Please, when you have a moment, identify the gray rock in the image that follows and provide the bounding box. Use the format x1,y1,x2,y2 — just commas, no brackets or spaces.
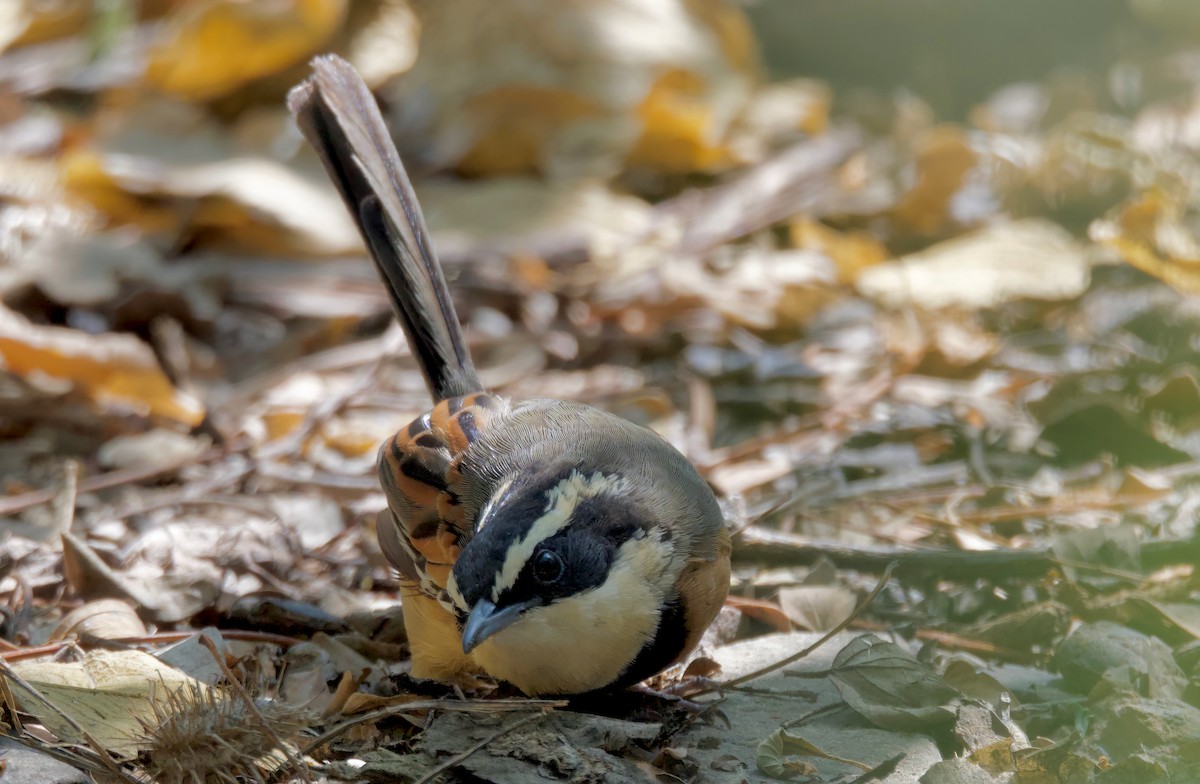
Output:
0,737,90,784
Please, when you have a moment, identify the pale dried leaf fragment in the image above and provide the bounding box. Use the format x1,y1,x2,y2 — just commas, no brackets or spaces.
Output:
7,649,212,757
857,219,1091,310
49,598,147,642
61,532,218,624
778,585,858,633
386,0,758,177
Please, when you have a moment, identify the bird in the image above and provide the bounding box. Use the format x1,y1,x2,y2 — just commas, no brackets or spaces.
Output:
288,55,730,697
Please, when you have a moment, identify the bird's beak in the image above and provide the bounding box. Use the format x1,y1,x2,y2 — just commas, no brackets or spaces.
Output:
461,598,536,654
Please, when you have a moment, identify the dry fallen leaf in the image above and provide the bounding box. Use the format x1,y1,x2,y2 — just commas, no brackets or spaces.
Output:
790,216,889,285
828,635,963,731
1090,187,1200,294
857,218,1091,310
0,305,204,425
385,0,758,177
778,585,858,633
145,0,348,100
49,598,147,642
890,124,979,235
6,649,214,757
0,0,89,53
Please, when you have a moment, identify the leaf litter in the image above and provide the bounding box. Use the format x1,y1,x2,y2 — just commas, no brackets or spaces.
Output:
2,1,1200,783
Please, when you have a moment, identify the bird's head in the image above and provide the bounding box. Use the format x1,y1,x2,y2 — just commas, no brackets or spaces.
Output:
445,464,687,695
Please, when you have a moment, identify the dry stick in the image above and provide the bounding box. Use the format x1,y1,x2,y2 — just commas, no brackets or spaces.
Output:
734,526,1200,579
0,658,141,784
0,630,306,663
299,698,567,757
413,711,547,784
694,562,896,698
198,635,314,784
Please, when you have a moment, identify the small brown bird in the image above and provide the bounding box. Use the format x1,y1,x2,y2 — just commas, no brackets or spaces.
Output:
289,56,730,696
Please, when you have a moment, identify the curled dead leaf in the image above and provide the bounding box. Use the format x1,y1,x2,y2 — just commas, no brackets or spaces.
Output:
50,598,147,642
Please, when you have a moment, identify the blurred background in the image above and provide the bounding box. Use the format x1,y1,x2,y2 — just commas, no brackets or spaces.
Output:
2,0,1200,665
5,0,1200,594
5,1,1200,780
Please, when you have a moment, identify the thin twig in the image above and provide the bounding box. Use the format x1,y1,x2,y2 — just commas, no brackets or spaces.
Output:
299,698,566,757
0,442,239,517
413,711,547,784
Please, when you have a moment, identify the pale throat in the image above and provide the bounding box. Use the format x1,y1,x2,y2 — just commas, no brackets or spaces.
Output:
467,535,676,695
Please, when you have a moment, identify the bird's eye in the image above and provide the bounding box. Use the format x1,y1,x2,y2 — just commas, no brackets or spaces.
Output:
531,549,564,584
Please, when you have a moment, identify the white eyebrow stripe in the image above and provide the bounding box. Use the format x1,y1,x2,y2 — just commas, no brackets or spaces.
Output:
475,475,515,531
490,471,626,601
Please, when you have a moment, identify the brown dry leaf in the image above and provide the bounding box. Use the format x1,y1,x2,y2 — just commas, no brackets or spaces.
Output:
49,598,147,642
61,111,361,255
386,0,758,178
857,219,1091,310
1090,187,1200,294
891,124,978,235
0,306,203,425
1116,468,1174,502
6,649,214,757
790,216,888,284
724,595,792,632
340,690,429,715
61,532,218,624
145,0,348,100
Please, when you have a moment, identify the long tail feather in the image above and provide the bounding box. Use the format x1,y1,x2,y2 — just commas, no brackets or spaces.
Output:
288,55,482,401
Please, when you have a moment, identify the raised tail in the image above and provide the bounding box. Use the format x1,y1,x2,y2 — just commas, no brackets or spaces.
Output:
288,55,482,401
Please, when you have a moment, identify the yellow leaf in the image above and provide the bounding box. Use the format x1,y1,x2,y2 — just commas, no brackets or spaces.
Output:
6,650,214,757
0,306,204,425
0,0,89,53
791,217,888,284
1090,187,1200,294
60,148,182,236
627,68,736,174
146,0,348,100
456,86,605,177
891,125,977,235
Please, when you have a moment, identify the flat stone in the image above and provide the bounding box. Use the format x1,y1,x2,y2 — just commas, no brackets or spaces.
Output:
0,737,89,784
